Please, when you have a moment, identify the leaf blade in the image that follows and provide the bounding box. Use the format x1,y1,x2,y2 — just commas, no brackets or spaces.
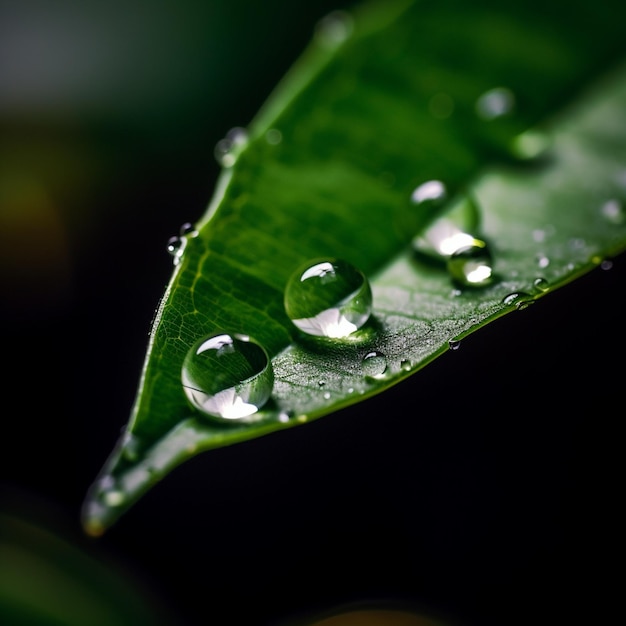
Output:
82,0,626,534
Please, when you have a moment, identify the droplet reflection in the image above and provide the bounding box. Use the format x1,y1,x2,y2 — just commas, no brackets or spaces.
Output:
181,333,274,421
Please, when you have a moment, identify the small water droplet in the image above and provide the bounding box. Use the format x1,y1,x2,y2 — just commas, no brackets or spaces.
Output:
447,238,493,287
323,391,331,400
104,490,125,507
315,10,354,47
181,332,274,422
361,351,387,378
537,254,550,268
179,222,198,237
167,236,182,255
533,277,549,292
284,258,372,338
265,128,283,145
448,340,461,351
601,198,625,224
475,86,515,120
214,127,248,167
502,291,533,310
510,129,551,160
121,432,142,462
400,359,412,371
411,179,447,205
601,259,613,271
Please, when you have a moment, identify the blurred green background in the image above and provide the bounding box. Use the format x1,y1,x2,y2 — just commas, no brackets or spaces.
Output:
1,1,623,625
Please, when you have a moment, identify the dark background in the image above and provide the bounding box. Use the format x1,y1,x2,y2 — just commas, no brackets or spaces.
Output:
1,1,622,625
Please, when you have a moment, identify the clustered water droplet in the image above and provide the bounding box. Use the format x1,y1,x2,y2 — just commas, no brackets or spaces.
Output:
181,332,274,422
167,221,199,265
284,258,373,338
411,188,494,287
214,126,249,167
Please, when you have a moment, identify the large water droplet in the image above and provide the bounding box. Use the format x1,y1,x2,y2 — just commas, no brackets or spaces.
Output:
475,86,515,120
214,127,248,167
447,238,493,287
361,351,387,378
181,333,274,421
284,258,372,338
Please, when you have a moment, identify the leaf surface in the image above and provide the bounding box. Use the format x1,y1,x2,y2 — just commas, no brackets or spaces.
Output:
82,0,626,534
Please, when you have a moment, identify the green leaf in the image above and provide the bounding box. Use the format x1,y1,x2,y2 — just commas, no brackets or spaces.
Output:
82,0,626,534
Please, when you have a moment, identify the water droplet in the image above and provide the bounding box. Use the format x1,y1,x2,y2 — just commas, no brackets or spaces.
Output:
510,129,551,160
265,128,283,145
284,258,372,338
533,277,549,292
400,359,412,371
502,291,533,310
361,351,387,378
167,222,199,265
278,411,292,423
181,333,274,421
179,222,198,237
601,198,625,224
475,86,515,120
537,254,550,269
104,490,125,507
315,10,353,47
214,127,248,167
411,180,447,205
446,238,493,287
121,432,142,462
323,391,331,400
448,339,461,351
412,193,483,260
167,236,183,256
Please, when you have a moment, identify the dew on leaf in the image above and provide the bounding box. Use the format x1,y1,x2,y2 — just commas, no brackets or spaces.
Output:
284,258,372,338
475,86,515,119
103,490,125,507
361,351,387,377
502,291,533,310
448,339,461,351
446,238,494,287
181,332,274,422
537,254,550,268
411,179,447,205
510,129,551,160
533,277,549,292
315,10,354,47
214,126,248,167
601,198,624,224
265,128,283,145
